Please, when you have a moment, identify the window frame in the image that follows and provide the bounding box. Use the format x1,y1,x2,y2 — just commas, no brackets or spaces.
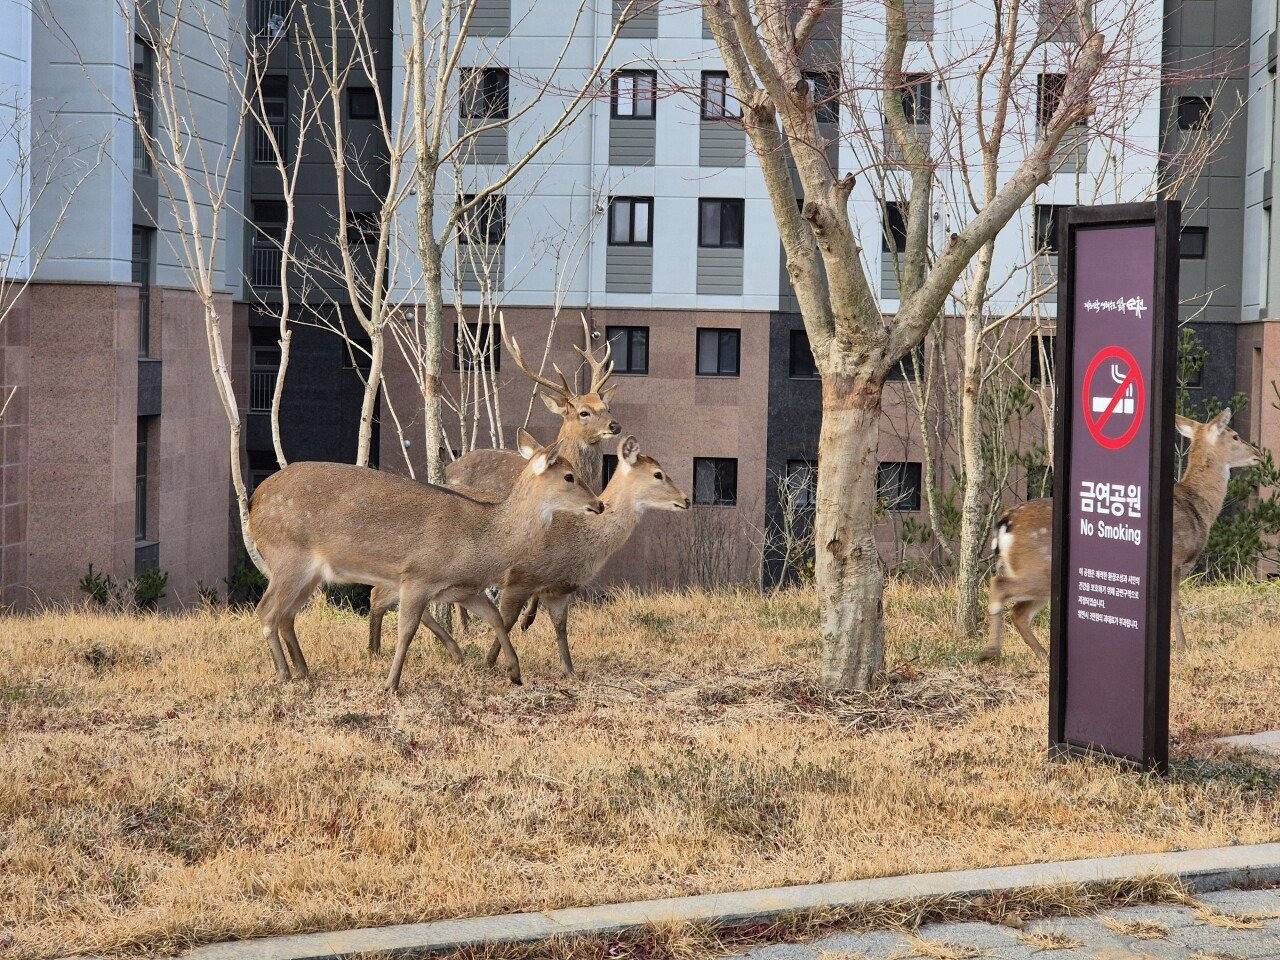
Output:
602,453,619,487
606,324,650,375
693,456,738,506
452,321,502,371
1177,95,1211,132
696,327,741,377
459,67,510,121
1037,73,1066,129
611,69,657,119
698,197,745,249
457,194,506,246
803,71,840,125
900,73,931,126
882,201,908,254
884,343,925,382
135,417,152,541
347,86,379,121
346,210,381,246
1029,333,1055,385
784,458,818,511
877,460,923,512
1034,203,1069,256
1180,225,1207,260
788,328,819,379
608,196,654,247
700,70,741,120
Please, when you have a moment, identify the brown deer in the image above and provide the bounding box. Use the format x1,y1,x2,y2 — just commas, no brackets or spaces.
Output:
983,409,1260,660
447,315,620,497
248,440,604,693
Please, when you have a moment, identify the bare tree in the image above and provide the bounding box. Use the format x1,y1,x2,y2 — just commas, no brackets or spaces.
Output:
702,0,1140,689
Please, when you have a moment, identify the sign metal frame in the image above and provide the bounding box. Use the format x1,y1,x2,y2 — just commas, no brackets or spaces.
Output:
1048,201,1180,774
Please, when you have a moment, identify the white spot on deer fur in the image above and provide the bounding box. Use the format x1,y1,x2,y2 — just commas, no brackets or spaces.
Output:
997,528,1014,555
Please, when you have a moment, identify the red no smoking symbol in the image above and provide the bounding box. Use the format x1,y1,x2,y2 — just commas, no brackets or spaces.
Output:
1081,345,1146,450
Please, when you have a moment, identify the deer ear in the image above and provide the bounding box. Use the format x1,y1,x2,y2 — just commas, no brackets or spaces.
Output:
516,429,541,460
1175,415,1196,439
531,440,563,475
541,393,571,416
619,435,640,467
1214,407,1233,428
600,384,618,404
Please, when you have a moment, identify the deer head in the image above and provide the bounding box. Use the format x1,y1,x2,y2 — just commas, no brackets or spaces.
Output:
607,436,690,512
505,314,620,450
514,429,606,521
1175,409,1260,477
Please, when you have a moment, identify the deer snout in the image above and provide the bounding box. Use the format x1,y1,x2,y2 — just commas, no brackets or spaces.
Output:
675,496,690,510
586,499,605,515
608,421,621,435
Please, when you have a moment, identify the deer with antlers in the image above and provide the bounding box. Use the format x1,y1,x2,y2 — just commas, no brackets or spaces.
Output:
250,439,604,692
983,410,1260,660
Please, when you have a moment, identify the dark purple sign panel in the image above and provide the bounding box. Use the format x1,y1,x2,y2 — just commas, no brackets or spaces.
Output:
1049,203,1178,772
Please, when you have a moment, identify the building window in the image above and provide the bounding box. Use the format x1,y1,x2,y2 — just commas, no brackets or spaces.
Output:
460,67,509,120
132,226,153,358
700,71,741,120
694,457,738,505
458,194,506,245
346,210,380,245
608,197,653,246
698,198,745,248
785,459,817,511
251,200,285,287
348,86,378,120
607,325,649,374
1180,226,1207,259
900,73,931,126
135,418,153,541
1034,204,1068,256
248,448,277,493
789,329,819,379
133,37,154,172
804,71,839,124
877,461,922,512
1037,73,1065,128
611,70,656,118
253,74,288,163
884,343,924,382
1177,95,1211,131
696,328,740,376
882,201,907,254
453,321,500,370
250,343,281,414
602,453,619,487
1029,333,1055,385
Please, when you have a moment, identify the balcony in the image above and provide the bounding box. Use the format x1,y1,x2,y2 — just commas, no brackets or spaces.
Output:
253,120,287,164
249,368,278,413
251,244,282,288
255,0,288,35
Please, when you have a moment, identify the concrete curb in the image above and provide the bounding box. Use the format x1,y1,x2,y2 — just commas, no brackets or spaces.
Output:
167,844,1280,960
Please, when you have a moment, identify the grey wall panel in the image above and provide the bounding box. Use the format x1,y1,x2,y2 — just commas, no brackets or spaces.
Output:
614,0,658,38
606,245,653,293
697,246,744,295
906,0,934,39
881,251,900,299
457,119,508,164
609,117,656,166
699,122,745,167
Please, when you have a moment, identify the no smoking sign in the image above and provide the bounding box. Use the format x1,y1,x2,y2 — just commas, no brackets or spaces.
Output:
1080,345,1146,450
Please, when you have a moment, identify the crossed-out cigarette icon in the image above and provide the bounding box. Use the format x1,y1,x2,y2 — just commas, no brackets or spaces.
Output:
1091,362,1135,415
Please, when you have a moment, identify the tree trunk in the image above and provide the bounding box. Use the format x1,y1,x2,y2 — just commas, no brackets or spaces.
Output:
421,246,446,484
355,328,383,467
954,242,996,639
816,372,886,691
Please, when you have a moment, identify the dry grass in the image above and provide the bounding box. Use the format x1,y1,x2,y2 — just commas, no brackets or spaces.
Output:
1018,929,1083,950
4,581,1280,960
1101,917,1168,939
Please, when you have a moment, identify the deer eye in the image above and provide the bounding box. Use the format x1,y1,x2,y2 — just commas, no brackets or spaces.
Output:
564,473,575,484
578,410,590,418
654,471,663,480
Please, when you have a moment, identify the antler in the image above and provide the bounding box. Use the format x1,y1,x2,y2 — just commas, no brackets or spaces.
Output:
500,311,573,400
574,313,615,395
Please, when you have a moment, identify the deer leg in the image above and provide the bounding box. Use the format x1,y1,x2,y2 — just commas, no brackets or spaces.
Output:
978,576,1009,661
487,589,533,665
1011,599,1048,661
280,614,310,680
255,580,292,680
1172,574,1187,653
544,593,575,677
519,597,540,632
419,608,465,664
387,586,430,695
464,593,522,685
367,584,391,655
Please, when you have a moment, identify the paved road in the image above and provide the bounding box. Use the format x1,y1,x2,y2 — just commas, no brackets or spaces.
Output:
735,888,1280,960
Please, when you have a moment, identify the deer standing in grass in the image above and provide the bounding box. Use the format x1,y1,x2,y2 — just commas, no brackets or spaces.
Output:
367,317,621,653
984,410,1260,660
249,441,604,692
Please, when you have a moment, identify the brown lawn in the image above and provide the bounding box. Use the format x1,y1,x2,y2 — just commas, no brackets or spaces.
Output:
2,581,1280,959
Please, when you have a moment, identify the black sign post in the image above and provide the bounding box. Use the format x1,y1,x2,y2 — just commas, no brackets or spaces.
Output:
1049,201,1180,773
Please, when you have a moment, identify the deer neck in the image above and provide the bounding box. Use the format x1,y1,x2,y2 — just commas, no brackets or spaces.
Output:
1176,438,1230,521
597,480,645,543
486,480,559,564
554,423,596,472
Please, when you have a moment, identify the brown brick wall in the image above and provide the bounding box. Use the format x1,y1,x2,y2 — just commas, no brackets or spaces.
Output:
1,291,30,608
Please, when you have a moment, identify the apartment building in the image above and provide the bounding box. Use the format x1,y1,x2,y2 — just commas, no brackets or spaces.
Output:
0,2,235,608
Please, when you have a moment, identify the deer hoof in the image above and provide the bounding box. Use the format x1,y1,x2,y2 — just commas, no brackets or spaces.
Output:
976,645,1002,663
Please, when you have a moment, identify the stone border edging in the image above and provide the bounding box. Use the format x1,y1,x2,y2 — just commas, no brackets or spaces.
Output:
159,843,1280,960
